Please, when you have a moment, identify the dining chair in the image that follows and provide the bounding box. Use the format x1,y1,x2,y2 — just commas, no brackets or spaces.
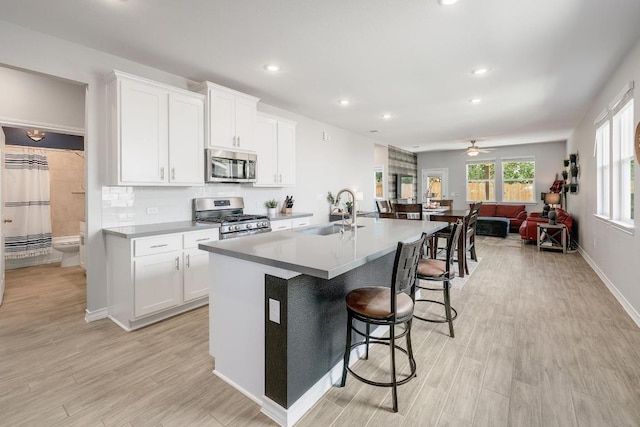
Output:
465,202,482,271
393,203,423,220
375,200,395,218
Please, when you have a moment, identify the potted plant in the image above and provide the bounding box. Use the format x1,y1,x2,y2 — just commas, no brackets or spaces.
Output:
563,159,570,167
569,153,577,164
569,183,578,193
561,170,568,180
345,201,353,215
570,165,579,178
327,191,341,214
265,199,278,217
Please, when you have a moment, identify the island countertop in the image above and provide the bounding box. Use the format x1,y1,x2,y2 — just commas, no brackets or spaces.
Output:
199,217,447,279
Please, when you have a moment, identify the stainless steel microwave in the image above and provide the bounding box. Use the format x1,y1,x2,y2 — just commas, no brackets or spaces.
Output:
205,149,257,183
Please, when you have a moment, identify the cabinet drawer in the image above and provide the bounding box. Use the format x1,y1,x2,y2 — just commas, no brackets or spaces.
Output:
183,229,219,249
292,217,310,229
134,234,182,257
270,219,292,232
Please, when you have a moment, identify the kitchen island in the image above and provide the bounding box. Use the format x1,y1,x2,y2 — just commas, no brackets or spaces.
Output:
199,217,447,426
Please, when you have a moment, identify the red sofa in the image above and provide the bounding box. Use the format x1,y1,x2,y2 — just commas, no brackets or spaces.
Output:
519,209,574,241
477,203,528,233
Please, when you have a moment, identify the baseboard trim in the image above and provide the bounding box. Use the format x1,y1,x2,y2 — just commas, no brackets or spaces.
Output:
578,245,640,327
85,307,108,323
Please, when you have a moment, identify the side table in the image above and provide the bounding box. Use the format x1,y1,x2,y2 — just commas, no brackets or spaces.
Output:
537,223,567,254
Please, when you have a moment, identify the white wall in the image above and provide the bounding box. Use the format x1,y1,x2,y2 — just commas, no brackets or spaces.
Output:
567,38,640,324
0,66,85,130
0,20,379,315
417,141,567,211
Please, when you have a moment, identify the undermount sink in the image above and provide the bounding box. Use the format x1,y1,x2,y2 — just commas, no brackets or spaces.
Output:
295,223,364,236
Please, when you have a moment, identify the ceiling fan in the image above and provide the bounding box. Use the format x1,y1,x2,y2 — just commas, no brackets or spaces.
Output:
465,140,494,157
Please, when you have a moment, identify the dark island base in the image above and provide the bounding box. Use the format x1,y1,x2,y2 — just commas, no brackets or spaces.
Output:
264,251,395,409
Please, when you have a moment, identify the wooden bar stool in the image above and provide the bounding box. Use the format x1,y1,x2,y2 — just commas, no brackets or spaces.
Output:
415,220,462,337
340,235,426,412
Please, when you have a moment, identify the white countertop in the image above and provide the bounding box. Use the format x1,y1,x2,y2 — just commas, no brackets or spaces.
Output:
102,221,219,238
199,217,448,279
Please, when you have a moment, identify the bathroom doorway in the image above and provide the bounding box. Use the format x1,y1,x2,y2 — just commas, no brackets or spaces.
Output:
0,65,86,307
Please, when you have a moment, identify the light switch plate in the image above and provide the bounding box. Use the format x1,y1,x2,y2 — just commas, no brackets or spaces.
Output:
146,207,159,215
269,298,280,324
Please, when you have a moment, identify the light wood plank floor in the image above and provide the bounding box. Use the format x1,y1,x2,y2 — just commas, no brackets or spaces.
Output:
1,236,639,426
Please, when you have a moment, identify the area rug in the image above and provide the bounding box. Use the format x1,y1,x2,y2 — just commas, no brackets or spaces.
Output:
477,233,523,248
449,256,480,289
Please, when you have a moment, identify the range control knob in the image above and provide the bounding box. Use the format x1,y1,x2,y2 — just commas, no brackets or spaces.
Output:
246,223,253,229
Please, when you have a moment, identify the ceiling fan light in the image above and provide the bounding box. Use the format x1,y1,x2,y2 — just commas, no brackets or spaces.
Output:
467,150,479,157
438,0,459,5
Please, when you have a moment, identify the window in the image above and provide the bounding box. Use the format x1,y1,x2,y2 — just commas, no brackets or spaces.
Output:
595,85,634,227
502,159,535,202
467,162,495,201
613,99,634,223
596,121,610,216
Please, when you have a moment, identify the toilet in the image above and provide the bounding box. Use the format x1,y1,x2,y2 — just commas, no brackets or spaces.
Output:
53,238,80,267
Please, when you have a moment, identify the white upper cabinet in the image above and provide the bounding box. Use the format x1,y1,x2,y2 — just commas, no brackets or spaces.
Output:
254,112,297,187
192,81,259,152
118,78,168,184
168,93,204,185
106,70,205,186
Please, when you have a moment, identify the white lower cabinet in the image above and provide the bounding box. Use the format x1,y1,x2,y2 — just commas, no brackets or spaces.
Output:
270,216,311,232
106,228,218,331
270,219,292,232
134,251,182,317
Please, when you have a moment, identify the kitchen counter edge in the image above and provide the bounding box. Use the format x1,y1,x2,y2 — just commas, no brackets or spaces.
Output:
102,221,220,239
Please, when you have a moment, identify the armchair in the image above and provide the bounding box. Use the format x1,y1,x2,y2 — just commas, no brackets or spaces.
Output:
519,209,573,242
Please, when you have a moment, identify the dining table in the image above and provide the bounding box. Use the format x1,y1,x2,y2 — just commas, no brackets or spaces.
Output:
429,209,470,278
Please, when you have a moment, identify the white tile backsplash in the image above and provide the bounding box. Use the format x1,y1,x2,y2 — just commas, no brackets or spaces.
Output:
101,184,292,228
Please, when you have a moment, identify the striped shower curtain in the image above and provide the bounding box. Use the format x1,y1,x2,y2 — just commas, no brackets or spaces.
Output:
4,146,52,259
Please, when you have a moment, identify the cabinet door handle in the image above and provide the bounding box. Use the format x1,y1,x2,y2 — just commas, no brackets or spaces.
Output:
171,168,175,180
150,244,168,248
3,219,12,223
279,174,282,183
160,167,165,180
175,257,180,271
195,238,209,242
237,136,240,147
233,136,237,147
274,174,277,183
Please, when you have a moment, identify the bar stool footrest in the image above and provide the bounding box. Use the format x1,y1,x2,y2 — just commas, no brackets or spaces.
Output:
345,341,417,387
413,298,458,323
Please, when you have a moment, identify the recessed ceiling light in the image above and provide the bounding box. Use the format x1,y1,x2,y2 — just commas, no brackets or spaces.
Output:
264,64,280,72
469,98,482,104
438,0,459,5
381,113,392,120
339,99,350,106
472,67,490,75
370,130,379,133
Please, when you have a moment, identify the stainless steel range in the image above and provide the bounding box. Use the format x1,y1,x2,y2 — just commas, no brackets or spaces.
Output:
193,197,271,240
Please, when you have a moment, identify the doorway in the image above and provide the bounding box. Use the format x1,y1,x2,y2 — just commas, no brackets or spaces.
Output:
0,65,86,307
422,168,449,202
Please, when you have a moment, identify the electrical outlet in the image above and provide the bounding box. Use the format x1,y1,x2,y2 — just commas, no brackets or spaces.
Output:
146,207,159,215
269,298,280,324
593,237,597,248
